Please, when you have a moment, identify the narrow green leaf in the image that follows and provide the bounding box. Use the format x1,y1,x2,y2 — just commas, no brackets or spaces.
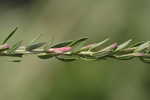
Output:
44,42,52,50
89,38,109,51
51,40,73,48
71,40,86,53
113,54,134,60
26,42,46,51
115,39,132,51
69,37,88,47
134,41,150,52
131,41,145,47
38,53,54,59
79,56,97,61
2,27,18,44
9,59,22,62
0,48,9,52
56,55,76,62
0,44,10,52
100,43,118,52
7,41,22,54
29,34,42,45
139,57,150,64
1,53,23,57
114,53,143,60
93,51,110,59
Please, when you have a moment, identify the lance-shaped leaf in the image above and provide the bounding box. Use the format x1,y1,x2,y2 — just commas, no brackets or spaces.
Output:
71,40,86,53
89,38,109,51
115,39,132,51
137,54,150,64
69,37,88,47
1,53,23,57
9,59,22,62
2,27,18,44
7,41,22,54
0,44,10,52
26,42,46,51
55,55,77,62
29,34,42,45
38,53,54,59
44,41,52,50
68,37,88,53
93,51,111,59
139,57,150,64
130,41,145,47
79,55,97,61
113,54,134,60
51,40,73,48
100,43,118,52
134,41,150,52
114,53,144,60
79,38,109,51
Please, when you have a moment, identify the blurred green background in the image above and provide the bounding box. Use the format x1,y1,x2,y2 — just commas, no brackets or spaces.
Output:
0,0,150,100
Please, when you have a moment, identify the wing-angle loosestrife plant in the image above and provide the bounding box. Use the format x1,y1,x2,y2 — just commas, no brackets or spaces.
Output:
1,27,150,63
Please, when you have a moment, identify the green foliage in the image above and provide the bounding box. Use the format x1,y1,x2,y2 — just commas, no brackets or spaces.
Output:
0,28,150,63
2,27,18,44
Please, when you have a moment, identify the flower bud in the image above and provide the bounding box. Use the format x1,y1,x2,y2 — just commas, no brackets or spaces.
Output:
0,44,10,50
48,47,72,54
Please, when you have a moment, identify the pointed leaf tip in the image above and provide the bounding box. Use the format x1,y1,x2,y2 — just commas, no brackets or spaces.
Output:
26,42,46,51
115,39,132,51
89,38,109,51
134,41,150,52
69,37,88,47
51,40,73,48
2,27,18,44
7,40,22,54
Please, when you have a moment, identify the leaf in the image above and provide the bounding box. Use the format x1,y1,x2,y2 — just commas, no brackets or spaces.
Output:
0,48,9,52
51,40,73,48
26,42,46,51
69,37,88,47
9,59,22,62
130,41,145,47
0,44,10,52
71,40,87,53
113,53,143,60
115,39,132,51
79,56,97,61
93,51,110,59
38,53,54,59
2,27,18,44
100,43,118,52
55,55,77,62
29,34,42,45
113,54,134,60
134,41,150,52
89,38,109,51
43,42,52,50
2,53,23,57
139,57,150,64
7,41,22,54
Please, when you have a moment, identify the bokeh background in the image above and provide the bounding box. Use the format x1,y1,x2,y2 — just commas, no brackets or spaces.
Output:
0,0,150,100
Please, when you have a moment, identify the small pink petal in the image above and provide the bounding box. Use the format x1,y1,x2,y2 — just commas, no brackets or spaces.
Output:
3,44,11,49
48,47,72,53
0,44,10,49
111,43,118,49
55,47,72,52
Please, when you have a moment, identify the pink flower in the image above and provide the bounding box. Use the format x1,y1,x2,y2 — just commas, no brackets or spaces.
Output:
3,44,10,49
0,44,10,49
48,47,72,54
